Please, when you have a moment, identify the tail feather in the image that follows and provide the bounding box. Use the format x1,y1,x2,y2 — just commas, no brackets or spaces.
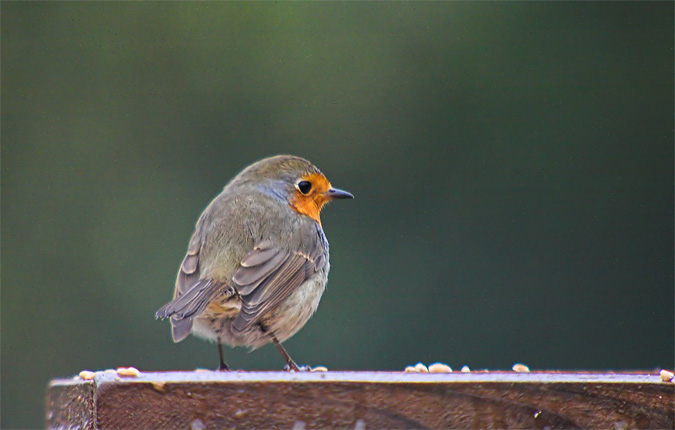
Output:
156,278,231,343
171,317,194,343
156,279,224,319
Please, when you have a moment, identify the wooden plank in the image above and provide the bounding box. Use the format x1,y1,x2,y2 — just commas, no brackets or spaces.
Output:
46,371,674,429
46,377,96,430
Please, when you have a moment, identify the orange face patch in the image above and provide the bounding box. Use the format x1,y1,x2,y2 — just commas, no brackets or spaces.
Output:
288,172,332,225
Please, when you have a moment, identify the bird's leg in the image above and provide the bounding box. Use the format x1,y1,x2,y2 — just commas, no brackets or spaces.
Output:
217,339,229,371
271,334,300,371
259,324,300,371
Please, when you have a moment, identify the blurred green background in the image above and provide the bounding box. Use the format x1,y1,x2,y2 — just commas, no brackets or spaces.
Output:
2,2,673,428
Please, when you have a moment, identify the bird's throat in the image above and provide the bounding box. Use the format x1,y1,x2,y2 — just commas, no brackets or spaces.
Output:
289,196,324,226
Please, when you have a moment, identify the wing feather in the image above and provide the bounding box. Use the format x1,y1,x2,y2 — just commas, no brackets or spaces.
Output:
233,249,288,290
231,232,326,334
240,245,278,267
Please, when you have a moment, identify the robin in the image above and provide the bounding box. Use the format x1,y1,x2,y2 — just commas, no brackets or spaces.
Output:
156,155,353,371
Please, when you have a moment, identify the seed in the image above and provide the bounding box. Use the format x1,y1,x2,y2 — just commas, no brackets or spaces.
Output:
428,363,452,373
512,363,530,373
116,366,140,377
414,362,429,373
78,370,96,380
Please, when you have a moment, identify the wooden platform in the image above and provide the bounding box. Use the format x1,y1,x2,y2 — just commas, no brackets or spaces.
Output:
46,370,674,429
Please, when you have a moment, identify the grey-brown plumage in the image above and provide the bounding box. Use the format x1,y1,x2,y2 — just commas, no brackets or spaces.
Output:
156,155,352,370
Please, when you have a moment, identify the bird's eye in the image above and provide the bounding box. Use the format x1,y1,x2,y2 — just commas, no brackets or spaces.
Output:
297,180,312,195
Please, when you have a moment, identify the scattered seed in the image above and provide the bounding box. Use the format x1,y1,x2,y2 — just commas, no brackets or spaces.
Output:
414,362,429,373
660,369,674,382
461,365,471,373
78,371,96,380
512,363,530,373
116,366,140,377
311,366,328,372
428,363,452,373
404,366,417,373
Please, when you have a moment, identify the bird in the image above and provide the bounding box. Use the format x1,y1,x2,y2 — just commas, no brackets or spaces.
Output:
156,155,353,371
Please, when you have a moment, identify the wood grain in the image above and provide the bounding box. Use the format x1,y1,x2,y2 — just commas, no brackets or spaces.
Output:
46,371,674,429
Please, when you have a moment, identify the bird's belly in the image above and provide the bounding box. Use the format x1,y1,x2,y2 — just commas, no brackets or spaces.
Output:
191,296,241,344
262,272,327,344
191,271,327,349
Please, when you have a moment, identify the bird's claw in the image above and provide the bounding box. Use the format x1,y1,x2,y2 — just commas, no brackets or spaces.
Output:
284,363,311,372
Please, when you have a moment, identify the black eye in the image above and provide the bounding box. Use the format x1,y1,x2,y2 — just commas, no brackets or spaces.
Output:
297,180,312,195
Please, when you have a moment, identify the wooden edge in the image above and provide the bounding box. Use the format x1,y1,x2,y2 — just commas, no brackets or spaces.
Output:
49,369,672,385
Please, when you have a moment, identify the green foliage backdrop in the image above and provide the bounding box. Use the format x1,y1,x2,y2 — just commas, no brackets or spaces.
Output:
2,3,673,428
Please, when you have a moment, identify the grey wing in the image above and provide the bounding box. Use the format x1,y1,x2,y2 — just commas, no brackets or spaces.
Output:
175,239,202,298
155,239,231,342
231,234,326,334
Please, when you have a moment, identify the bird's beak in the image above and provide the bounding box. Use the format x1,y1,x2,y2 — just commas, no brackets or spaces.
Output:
327,187,354,200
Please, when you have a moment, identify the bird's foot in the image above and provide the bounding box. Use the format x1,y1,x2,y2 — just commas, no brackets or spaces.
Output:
283,364,328,372
283,360,301,372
